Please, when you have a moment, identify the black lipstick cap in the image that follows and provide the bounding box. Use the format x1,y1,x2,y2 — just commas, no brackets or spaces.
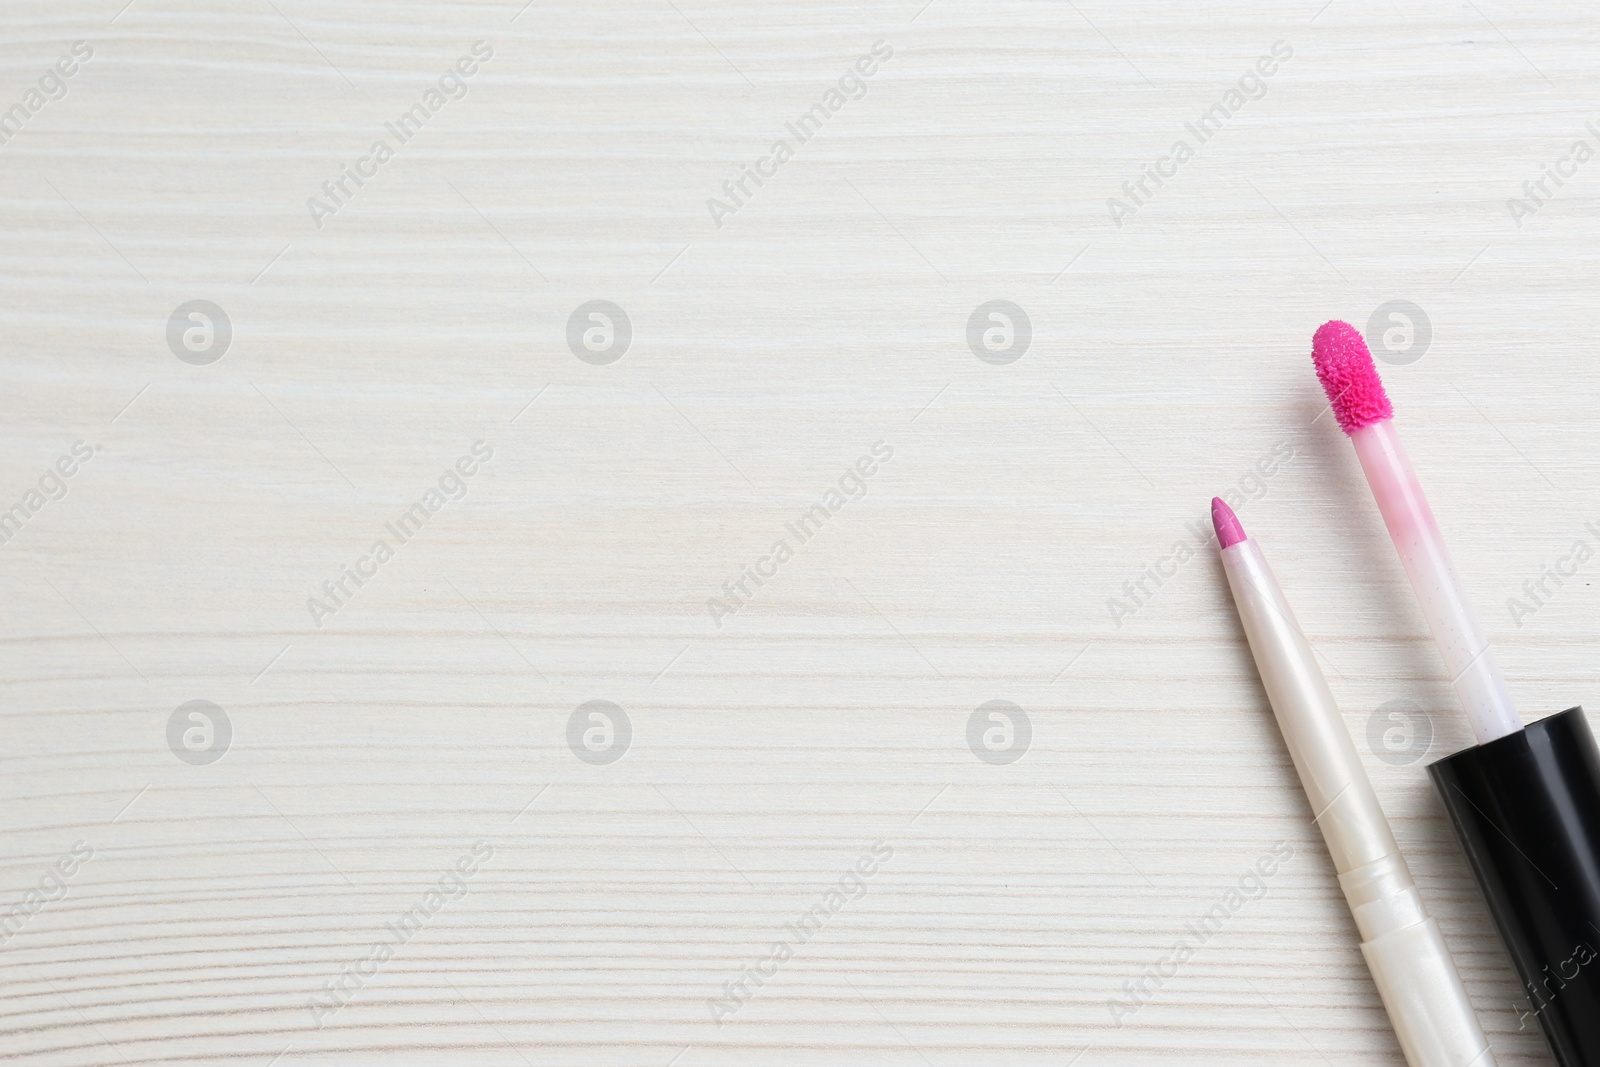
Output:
1428,706,1600,1067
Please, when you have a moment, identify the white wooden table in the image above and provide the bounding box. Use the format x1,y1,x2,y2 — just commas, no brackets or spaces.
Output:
3,1,1596,1063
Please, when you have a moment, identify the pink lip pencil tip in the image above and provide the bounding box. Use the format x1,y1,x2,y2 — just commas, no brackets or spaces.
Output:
1211,496,1247,548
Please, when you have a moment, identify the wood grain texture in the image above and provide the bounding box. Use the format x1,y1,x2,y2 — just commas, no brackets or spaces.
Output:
3,0,1598,1063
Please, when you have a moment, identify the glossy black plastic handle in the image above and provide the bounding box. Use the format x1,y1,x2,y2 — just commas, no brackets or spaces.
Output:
1430,706,1600,1067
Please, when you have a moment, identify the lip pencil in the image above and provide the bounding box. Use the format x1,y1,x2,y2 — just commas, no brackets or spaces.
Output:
1311,321,1600,1067
1212,497,1495,1067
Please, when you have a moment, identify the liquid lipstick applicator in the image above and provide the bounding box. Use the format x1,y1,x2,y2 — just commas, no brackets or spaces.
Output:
1312,320,1600,1067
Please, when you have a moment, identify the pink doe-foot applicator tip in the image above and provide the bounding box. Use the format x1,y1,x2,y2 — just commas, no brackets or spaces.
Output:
1211,497,1247,549
1311,320,1394,435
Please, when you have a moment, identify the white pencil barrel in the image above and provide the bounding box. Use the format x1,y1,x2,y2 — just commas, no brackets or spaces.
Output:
1221,539,1497,1067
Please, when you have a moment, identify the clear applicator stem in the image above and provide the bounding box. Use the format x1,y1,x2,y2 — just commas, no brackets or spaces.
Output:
1349,421,1521,743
